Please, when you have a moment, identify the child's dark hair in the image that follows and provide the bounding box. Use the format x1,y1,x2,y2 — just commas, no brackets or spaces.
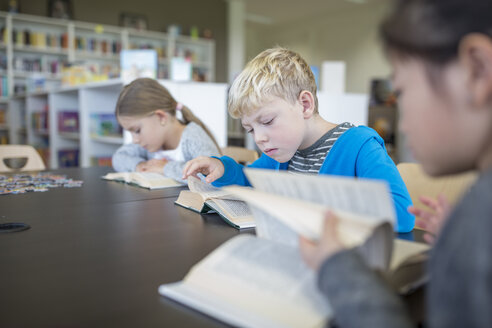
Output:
380,0,492,66
115,78,220,150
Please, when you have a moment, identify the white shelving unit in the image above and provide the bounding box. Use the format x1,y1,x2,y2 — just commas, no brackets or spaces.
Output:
79,80,123,167
1,10,217,160
49,88,79,169
72,21,123,79
127,29,170,79
25,92,50,166
7,96,26,145
8,79,228,169
0,11,215,94
174,35,215,82
10,13,69,96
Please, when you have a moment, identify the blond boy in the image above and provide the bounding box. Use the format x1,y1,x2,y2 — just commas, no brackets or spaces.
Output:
183,47,414,232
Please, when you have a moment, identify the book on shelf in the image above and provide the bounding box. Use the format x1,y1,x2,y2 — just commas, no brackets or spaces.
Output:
160,169,429,328
174,176,255,229
90,113,122,137
58,111,79,133
120,49,157,84
102,172,183,189
58,149,79,167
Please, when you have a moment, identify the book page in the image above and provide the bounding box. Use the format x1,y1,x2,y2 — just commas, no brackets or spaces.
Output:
103,172,182,189
207,198,255,229
187,176,241,200
102,172,130,182
244,169,396,222
132,172,182,188
209,199,251,217
243,169,395,241
225,186,383,249
160,235,331,328
250,208,300,248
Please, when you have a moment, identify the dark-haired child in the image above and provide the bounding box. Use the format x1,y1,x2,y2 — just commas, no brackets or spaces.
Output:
300,1,492,327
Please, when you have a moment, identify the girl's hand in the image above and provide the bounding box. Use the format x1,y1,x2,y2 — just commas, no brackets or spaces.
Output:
408,194,451,244
136,159,168,173
299,211,345,271
182,157,225,183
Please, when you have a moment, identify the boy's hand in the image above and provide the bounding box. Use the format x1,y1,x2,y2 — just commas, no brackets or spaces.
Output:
299,211,344,271
136,159,168,173
182,157,225,183
408,194,451,244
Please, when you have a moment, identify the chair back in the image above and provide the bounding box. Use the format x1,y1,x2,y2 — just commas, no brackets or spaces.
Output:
397,162,477,210
0,145,46,172
221,146,259,165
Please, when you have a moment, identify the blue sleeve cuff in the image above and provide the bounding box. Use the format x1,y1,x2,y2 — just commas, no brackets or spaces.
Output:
211,156,250,187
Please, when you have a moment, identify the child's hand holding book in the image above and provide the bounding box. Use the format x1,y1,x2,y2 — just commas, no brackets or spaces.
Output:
299,211,344,271
408,194,451,244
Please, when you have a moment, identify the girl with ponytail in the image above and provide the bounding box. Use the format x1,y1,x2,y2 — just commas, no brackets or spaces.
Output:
112,78,221,182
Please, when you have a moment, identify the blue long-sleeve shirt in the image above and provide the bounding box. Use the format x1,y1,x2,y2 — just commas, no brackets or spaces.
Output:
212,126,414,232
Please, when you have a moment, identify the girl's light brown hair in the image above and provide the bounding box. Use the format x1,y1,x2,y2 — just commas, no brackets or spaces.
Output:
115,78,220,150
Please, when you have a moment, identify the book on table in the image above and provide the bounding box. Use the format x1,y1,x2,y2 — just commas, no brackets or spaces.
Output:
160,169,429,328
174,176,255,229
102,172,183,189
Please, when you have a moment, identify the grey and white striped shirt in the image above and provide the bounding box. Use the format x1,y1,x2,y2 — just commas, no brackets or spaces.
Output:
288,122,354,174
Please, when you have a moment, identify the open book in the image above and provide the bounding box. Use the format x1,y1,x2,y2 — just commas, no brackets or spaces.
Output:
160,169,429,328
174,176,255,229
102,172,183,189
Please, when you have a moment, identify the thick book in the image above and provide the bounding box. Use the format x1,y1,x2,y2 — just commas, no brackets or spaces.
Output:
160,169,429,328
174,176,255,229
102,172,183,189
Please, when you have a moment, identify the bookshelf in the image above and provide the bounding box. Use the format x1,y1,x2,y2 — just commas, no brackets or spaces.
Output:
72,21,123,80
174,35,215,82
79,80,123,167
7,95,26,145
10,13,69,96
26,91,50,166
1,11,217,164
49,88,80,168
0,11,215,95
7,79,227,169
127,29,170,79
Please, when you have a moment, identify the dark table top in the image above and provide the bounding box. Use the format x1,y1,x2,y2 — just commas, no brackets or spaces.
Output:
0,167,249,327
0,167,424,327
1,166,187,210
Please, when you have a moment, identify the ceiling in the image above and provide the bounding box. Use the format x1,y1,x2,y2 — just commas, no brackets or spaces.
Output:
243,0,390,25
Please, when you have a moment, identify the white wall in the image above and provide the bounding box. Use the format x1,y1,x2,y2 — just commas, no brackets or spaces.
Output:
318,92,368,127
246,3,392,94
160,81,229,148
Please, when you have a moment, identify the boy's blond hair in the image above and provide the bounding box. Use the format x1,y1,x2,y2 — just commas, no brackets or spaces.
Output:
228,47,318,118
